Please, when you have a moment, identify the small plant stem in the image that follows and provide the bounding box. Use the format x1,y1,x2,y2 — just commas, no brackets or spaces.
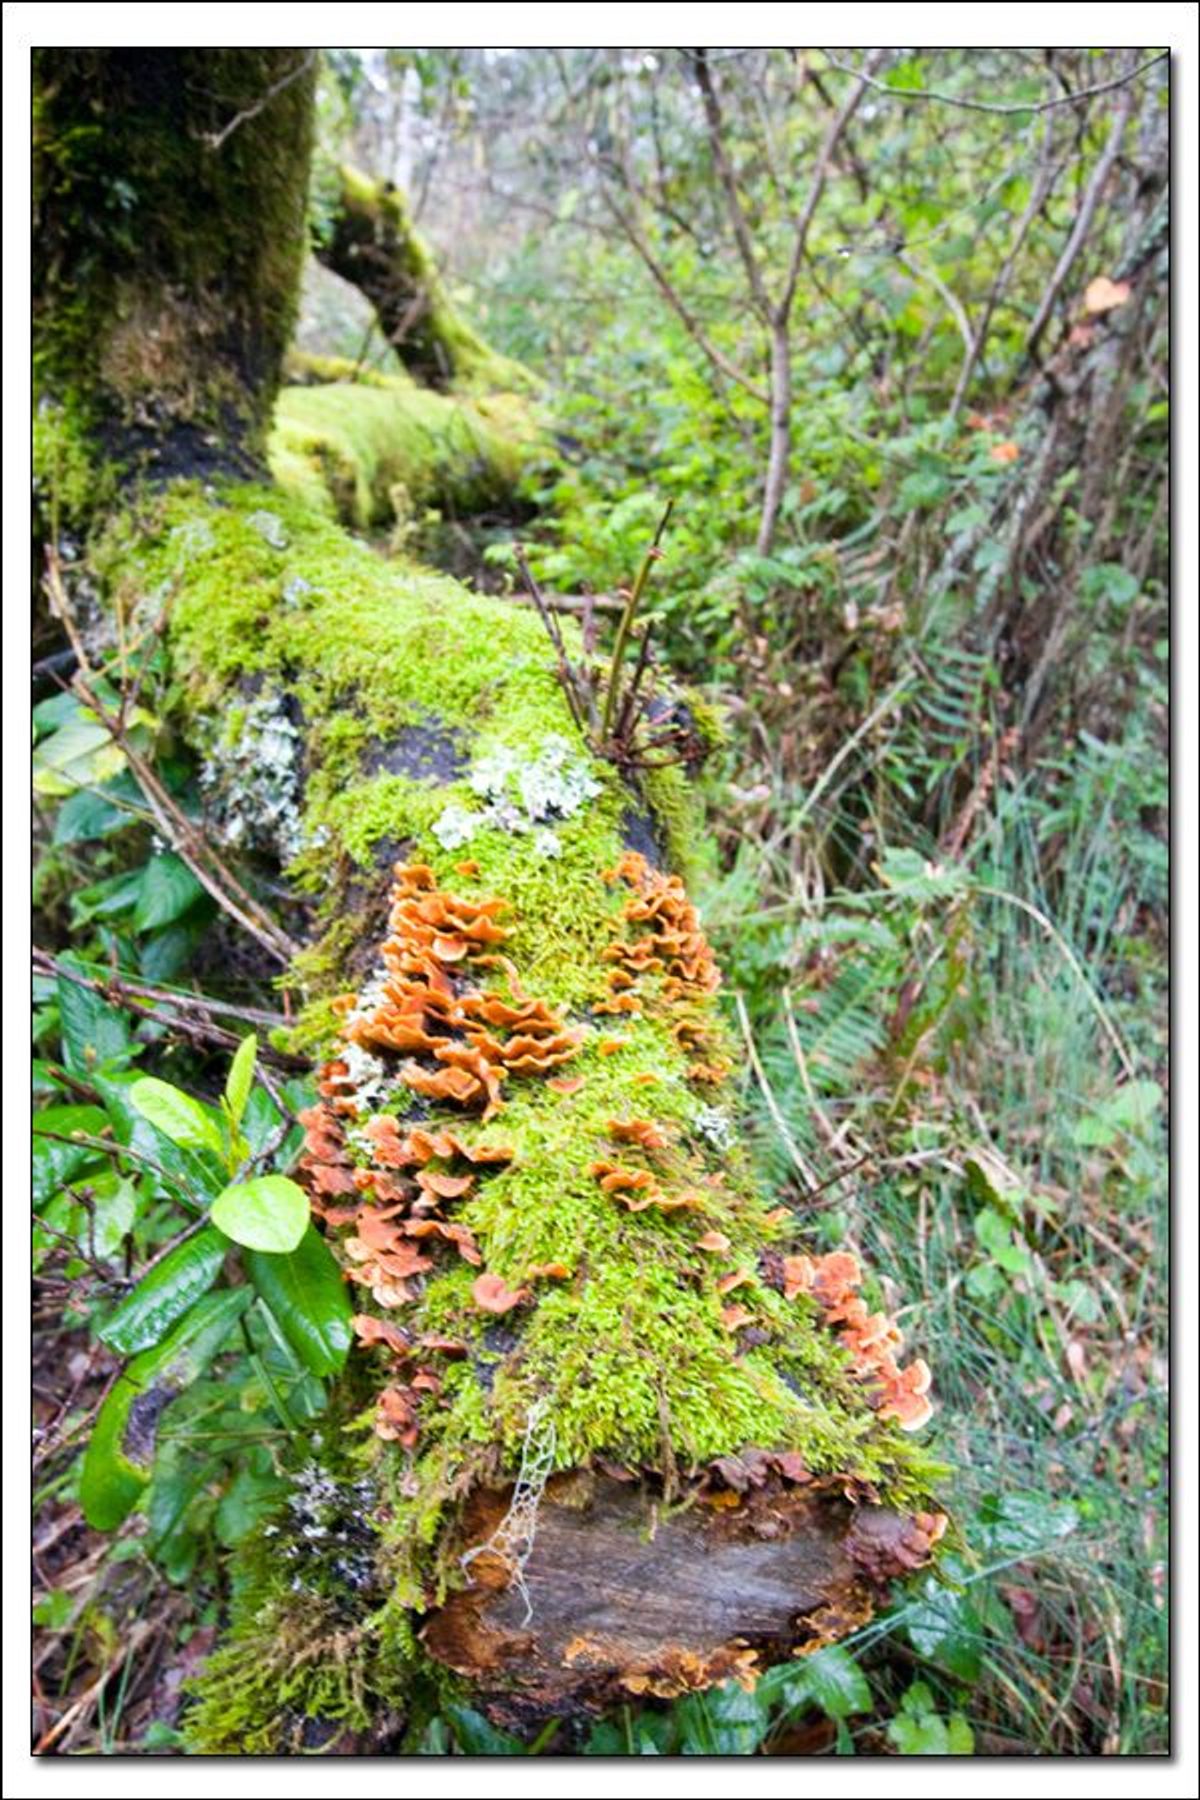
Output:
601,500,673,739
240,1309,303,1443
514,545,588,737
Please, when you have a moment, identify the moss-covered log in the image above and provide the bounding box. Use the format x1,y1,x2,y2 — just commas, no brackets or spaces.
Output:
314,164,534,395
34,51,948,1752
268,355,542,530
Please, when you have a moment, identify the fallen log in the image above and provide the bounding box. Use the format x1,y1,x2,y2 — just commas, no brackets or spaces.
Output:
33,49,948,1752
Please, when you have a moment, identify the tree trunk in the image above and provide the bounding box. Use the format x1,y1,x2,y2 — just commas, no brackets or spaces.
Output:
33,51,946,1752
756,321,793,555
314,164,534,394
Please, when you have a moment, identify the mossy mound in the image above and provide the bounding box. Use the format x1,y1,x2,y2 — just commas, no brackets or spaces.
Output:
268,373,543,530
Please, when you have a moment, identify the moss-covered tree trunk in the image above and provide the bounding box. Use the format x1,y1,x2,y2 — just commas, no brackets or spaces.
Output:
314,164,533,394
34,51,945,1752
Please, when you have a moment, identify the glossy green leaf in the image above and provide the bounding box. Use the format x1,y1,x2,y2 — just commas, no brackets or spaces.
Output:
32,1104,110,1204
132,853,205,931
129,1076,224,1156
444,1705,525,1755
211,1175,309,1254
80,1287,251,1530
674,1682,768,1754
224,1034,257,1129
98,1227,228,1354
242,1224,352,1376
794,1644,872,1719
55,956,134,1075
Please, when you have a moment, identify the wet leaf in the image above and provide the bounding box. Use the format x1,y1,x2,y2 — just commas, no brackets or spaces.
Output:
243,1224,353,1375
212,1175,309,1254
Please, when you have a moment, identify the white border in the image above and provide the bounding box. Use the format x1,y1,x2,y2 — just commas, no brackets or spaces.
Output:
4,8,1196,1796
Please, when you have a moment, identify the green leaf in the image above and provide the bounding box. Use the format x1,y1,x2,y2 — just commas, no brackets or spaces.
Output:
223,1034,257,1129
979,1490,1078,1555
70,866,146,926
93,1070,215,1199
32,1103,110,1204
80,1287,251,1530
33,1590,76,1629
675,1682,768,1754
55,955,134,1075
242,1224,352,1376
445,1704,525,1755
32,714,124,798
889,1710,951,1754
89,1173,139,1257
129,1077,225,1157
145,1439,220,1581
52,775,136,845
945,1712,975,1753
904,1577,982,1680
132,853,205,932
795,1644,871,1719
1080,562,1139,609
99,1227,228,1355
211,1175,309,1254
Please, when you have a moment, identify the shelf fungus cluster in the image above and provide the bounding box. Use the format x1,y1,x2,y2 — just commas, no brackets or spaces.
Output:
599,850,731,1083
783,1251,936,1433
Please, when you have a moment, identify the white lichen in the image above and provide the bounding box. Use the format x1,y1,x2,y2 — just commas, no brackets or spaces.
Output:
200,691,305,862
336,1041,392,1109
432,736,602,856
694,1104,736,1152
248,509,289,550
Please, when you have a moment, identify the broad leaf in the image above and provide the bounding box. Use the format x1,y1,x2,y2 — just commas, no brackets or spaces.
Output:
211,1175,309,1254
55,956,134,1075
80,1287,251,1530
223,1034,257,1129
794,1644,872,1720
99,1227,228,1355
132,853,205,932
129,1077,225,1157
32,1104,110,1204
242,1224,352,1376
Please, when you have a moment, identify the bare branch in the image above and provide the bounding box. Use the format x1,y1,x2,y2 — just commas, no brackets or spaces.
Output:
199,51,316,152
1024,80,1136,360
691,50,773,320
821,48,1167,118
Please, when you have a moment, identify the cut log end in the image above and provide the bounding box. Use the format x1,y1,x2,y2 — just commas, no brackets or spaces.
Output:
422,1470,917,1728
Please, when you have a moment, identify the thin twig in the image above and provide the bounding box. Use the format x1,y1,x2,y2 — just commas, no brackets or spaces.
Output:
821,48,1167,118
43,552,298,964
198,51,316,152
514,546,588,737
601,501,673,739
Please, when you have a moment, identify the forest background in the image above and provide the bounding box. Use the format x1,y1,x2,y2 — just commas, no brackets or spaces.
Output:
14,20,1195,1776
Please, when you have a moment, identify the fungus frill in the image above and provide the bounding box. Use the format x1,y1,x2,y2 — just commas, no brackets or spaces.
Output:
599,851,731,1083
336,862,583,1119
783,1251,936,1432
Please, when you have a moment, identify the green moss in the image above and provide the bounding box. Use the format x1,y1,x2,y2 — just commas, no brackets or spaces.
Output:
268,376,542,530
34,50,315,485
33,396,117,535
